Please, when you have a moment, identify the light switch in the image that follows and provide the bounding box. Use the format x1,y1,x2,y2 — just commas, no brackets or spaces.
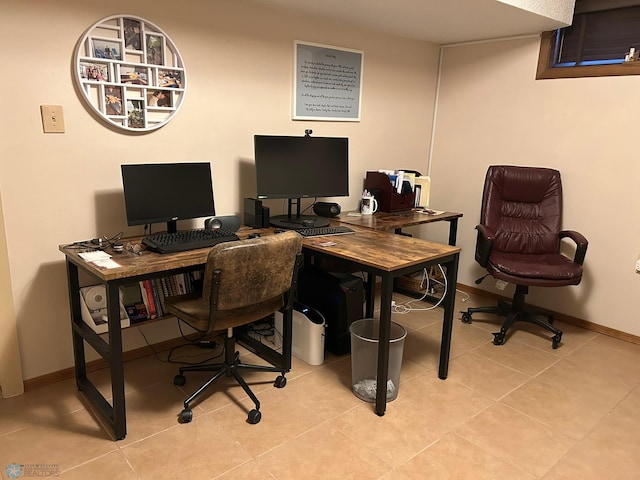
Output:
40,105,65,133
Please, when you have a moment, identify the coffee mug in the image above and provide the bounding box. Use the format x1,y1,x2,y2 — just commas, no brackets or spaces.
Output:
361,196,378,215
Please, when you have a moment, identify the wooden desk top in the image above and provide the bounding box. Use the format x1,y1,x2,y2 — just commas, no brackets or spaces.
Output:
336,210,463,231
60,224,460,281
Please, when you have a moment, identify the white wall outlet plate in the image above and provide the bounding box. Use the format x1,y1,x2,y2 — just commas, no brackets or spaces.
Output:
495,279,508,290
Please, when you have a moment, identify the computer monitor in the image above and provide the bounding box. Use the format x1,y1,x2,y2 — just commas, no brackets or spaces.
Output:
121,162,215,233
254,135,349,228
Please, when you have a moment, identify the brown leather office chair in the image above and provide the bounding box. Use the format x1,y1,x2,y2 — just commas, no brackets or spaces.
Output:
165,231,303,424
461,166,588,348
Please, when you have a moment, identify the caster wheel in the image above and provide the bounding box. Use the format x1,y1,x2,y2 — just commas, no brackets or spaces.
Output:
492,332,505,346
248,409,262,424
461,312,472,324
179,408,193,423
552,333,562,349
274,375,287,388
173,374,186,386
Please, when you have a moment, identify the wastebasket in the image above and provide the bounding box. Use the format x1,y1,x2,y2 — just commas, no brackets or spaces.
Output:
349,318,407,402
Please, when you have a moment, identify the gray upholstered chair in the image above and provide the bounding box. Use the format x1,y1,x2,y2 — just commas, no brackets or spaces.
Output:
165,231,303,424
461,165,588,348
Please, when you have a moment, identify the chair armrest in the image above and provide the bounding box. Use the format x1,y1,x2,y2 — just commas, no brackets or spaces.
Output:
559,230,588,265
475,224,495,268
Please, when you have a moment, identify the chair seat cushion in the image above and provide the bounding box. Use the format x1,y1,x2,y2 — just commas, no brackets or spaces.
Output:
488,252,583,287
164,293,283,332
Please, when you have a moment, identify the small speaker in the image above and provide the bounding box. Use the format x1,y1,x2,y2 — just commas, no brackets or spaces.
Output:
204,215,241,232
313,202,341,218
244,198,263,228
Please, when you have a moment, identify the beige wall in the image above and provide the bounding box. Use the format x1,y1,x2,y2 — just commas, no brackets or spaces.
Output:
0,0,440,380
428,36,640,337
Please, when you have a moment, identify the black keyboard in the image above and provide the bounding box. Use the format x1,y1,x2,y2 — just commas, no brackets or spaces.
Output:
143,228,239,253
296,226,356,238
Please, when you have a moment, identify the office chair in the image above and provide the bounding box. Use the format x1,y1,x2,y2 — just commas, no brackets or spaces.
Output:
165,231,303,424
461,165,588,349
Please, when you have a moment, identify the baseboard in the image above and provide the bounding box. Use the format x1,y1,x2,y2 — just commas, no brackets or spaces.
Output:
456,283,640,346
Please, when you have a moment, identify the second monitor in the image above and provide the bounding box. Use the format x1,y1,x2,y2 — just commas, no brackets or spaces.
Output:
254,134,349,229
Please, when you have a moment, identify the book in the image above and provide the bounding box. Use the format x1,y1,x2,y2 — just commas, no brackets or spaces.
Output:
140,280,157,319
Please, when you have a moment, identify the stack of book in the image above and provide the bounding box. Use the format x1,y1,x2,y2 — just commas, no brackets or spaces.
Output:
120,271,204,323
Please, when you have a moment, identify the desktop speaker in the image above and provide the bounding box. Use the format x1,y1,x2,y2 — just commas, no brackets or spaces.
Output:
313,202,341,218
244,198,270,228
204,215,241,232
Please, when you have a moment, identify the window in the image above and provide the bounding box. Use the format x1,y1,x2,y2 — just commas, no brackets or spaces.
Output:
537,0,640,79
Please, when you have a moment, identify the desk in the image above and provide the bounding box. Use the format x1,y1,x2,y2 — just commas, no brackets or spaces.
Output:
60,226,459,438
302,224,460,416
336,210,463,246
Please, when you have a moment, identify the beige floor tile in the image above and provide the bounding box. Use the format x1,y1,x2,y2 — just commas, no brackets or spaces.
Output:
455,403,577,478
330,399,449,468
57,450,139,479
397,373,493,431
448,352,531,400
500,378,613,440
396,431,536,480
282,364,362,421
208,385,325,457
120,413,252,480
473,338,561,376
215,459,277,479
545,386,640,480
116,381,191,445
0,408,116,474
257,422,391,480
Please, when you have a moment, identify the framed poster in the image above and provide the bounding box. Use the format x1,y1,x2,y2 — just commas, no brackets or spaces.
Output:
293,41,363,122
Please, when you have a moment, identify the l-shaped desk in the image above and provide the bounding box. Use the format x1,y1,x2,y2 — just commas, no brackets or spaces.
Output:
60,211,461,440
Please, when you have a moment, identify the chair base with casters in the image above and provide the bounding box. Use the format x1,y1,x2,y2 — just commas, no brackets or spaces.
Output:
173,327,287,425
461,284,562,349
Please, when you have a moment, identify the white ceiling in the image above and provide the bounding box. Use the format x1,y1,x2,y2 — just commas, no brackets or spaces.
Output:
252,0,575,45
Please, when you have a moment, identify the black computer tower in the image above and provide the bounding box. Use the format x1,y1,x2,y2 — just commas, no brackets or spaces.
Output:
296,265,364,355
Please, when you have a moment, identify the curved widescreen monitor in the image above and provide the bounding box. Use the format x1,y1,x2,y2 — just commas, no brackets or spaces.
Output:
254,135,349,228
121,162,215,233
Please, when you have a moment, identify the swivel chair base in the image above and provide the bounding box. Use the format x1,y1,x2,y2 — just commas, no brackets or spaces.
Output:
460,285,562,349
173,332,287,425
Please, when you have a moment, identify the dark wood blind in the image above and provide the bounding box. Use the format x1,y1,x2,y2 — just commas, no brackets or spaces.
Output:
558,5,640,64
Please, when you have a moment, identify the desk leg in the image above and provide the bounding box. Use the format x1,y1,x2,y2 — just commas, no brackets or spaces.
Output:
438,253,459,379
364,273,376,318
447,218,459,246
66,262,86,385
106,284,127,440
375,276,394,416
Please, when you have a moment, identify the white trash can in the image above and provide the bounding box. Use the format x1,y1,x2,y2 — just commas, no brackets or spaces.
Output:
349,318,407,402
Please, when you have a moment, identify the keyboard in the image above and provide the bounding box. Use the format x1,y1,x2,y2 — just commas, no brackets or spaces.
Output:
296,225,356,238
142,228,239,253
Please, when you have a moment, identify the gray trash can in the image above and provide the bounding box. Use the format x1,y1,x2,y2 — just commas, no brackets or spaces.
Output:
349,318,407,402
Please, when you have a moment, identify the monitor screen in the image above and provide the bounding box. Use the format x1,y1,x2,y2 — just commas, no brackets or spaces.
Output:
254,135,349,200
121,162,215,233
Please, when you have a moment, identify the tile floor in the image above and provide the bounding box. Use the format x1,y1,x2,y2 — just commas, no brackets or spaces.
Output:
1,290,640,479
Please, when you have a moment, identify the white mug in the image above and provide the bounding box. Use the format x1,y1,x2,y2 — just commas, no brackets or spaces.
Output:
361,196,378,215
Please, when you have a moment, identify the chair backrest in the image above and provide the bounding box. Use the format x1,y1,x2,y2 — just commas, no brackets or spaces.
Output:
481,165,562,255
202,230,303,312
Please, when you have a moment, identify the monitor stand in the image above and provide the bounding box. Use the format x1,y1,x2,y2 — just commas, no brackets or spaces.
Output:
270,199,330,229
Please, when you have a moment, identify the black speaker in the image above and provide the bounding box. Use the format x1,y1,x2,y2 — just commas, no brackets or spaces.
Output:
313,202,341,218
204,215,241,232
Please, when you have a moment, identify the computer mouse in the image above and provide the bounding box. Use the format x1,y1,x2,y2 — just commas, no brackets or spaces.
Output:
302,219,315,227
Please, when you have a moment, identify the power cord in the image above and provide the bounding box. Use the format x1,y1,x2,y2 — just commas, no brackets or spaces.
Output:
392,264,448,314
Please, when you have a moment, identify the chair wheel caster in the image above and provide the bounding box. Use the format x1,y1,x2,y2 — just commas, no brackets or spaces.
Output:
461,312,473,324
173,374,186,386
274,375,287,388
552,333,562,349
492,332,506,345
247,409,262,424
179,408,193,423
